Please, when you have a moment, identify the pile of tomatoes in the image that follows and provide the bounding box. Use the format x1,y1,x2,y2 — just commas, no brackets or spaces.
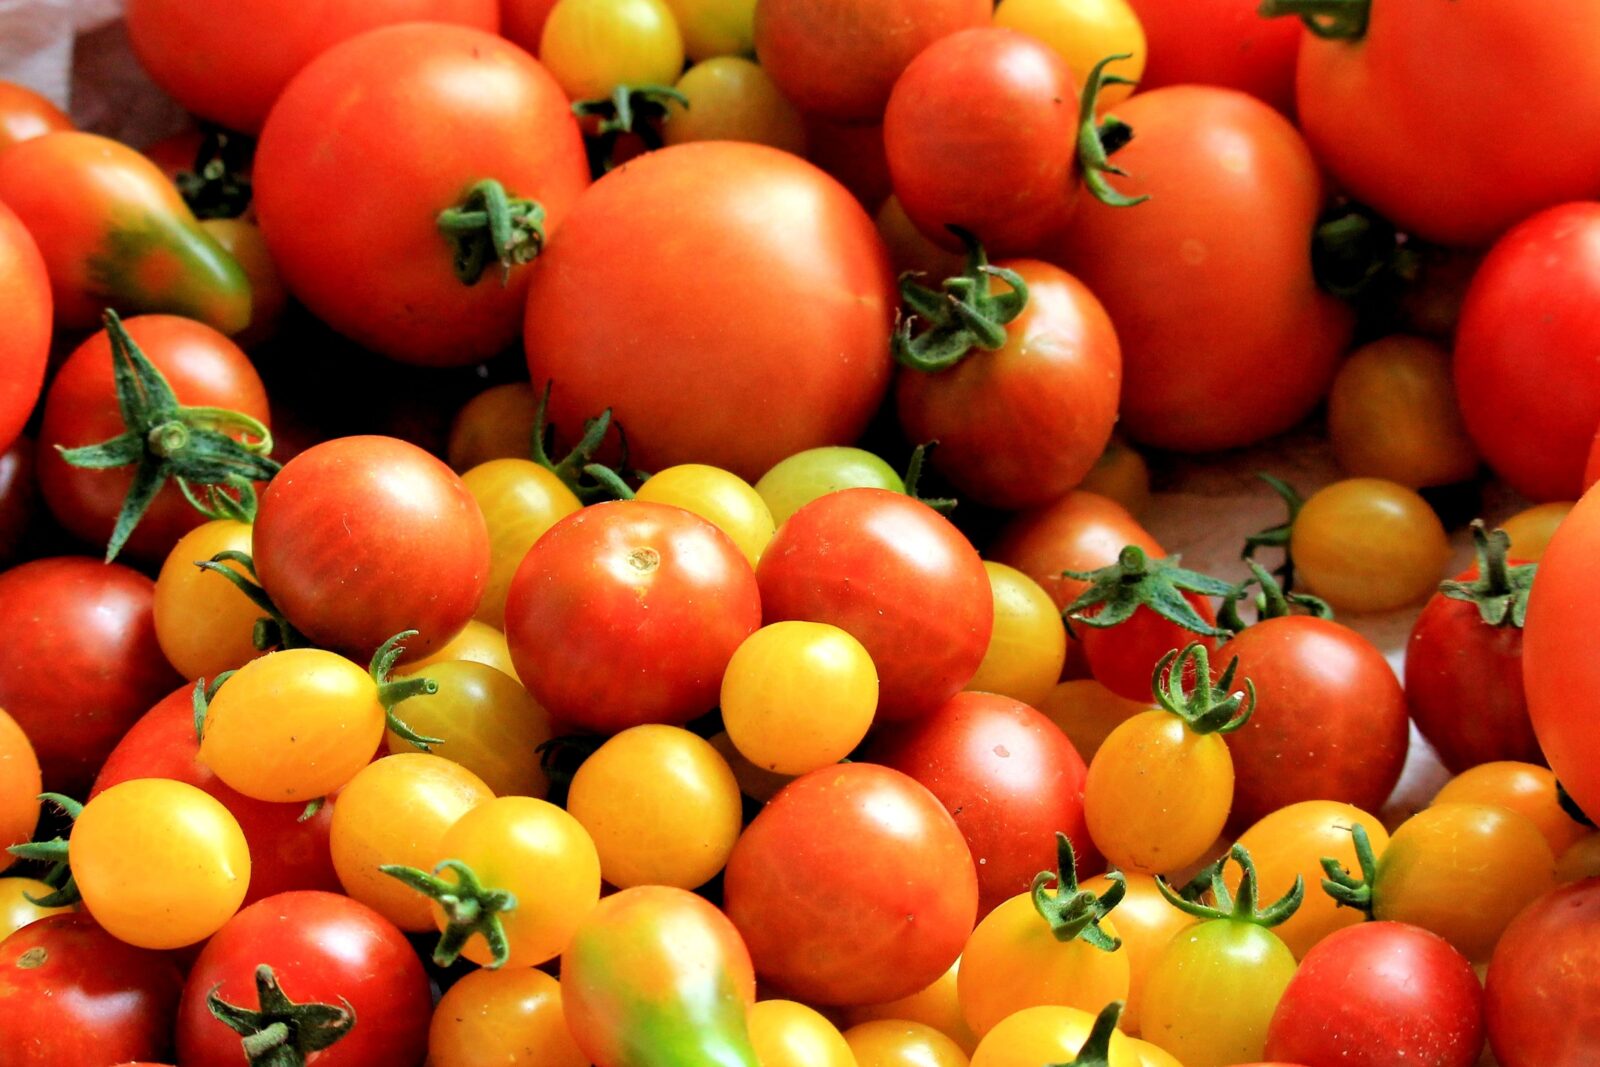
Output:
3,0,1600,1064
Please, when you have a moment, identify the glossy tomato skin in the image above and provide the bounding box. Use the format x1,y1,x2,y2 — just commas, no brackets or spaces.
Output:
255,24,589,366
524,142,895,482
37,315,271,563
870,692,1092,915
253,436,490,658
177,891,432,1067
0,914,184,1067
896,260,1122,508
0,200,49,458
0,80,72,151
0,557,179,796
1052,87,1351,452
1128,0,1299,113
992,489,1159,611
1454,204,1600,502
724,762,979,1006
1265,923,1485,1067
757,488,992,722
1484,879,1600,1066
1078,593,1219,703
1218,616,1409,828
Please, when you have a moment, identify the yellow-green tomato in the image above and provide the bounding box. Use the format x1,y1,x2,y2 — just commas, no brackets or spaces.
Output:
721,621,878,775
661,0,754,58
635,462,776,568
1139,920,1297,1067
71,778,250,949
540,0,685,101
153,518,261,680
969,1005,1137,1067
846,1020,968,1067
965,562,1068,708
386,661,553,797
749,999,857,1067
755,447,904,526
1290,478,1451,613
566,725,743,889
429,966,589,1067
462,458,582,629
1080,873,1192,1035
993,0,1146,107
1326,335,1480,488
665,57,805,154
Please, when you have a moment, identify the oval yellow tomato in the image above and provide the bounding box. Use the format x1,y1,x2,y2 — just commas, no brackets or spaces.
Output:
635,463,776,568
965,562,1068,708
386,661,552,797
153,518,262,680
749,999,856,1067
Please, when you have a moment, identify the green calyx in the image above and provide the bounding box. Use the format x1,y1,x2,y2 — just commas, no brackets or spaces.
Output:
1063,545,1239,639
1044,1001,1125,1067
176,125,255,221
1151,642,1255,735
572,84,689,175
1032,832,1124,951
379,859,517,968
1257,0,1370,39
529,380,638,503
1158,842,1304,927
195,549,310,655
902,442,957,515
1241,473,1304,592
1439,520,1535,628
7,794,84,908
892,228,1029,372
1310,200,1418,300
1076,54,1148,209
370,631,443,751
192,670,237,743
56,309,280,562
207,964,355,1067
1218,558,1333,631
1319,821,1379,917
437,178,547,286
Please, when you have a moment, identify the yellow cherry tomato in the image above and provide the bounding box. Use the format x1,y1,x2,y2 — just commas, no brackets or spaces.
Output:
1432,761,1589,860
449,383,540,472
1037,679,1147,763
386,662,552,797
844,959,978,1055
71,778,249,949
749,999,857,1067
0,877,72,940
846,1020,969,1067
153,518,262,680
429,966,588,1067
329,753,494,932
993,0,1146,108
462,458,583,629
0,707,40,874
540,0,685,101
755,447,905,527
635,463,776,568
965,562,1068,708
665,57,805,154
1326,335,1480,488
401,618,518,680
566,725,743,889
1499,501,1572,561
1558,834,1600,882
875,196,967,280
661,0,754,59
721,621,879,775
1079,873,1192,1035
1078,438,1150,517
1140,920,1296,1067
708,730,793,803
970,1005,1137,1067
1290,477,1451,613
1126,1037,1184,1067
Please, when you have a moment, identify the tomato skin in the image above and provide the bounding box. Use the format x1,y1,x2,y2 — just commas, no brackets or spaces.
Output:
0,913,184,1067
0,80,72,151
634,463,776,569
993,0,1145,109
0,707,39,875
0,557,179,796
752,1001,856,1067
430,966,588,1067
525,142,895,481
970,1004,1139,1067
757,488,992,722
664,57,806,154
0,438,38,568
1052,87,1351,452
1266,923,1485,1067
1484,879,1600,1066
843,961,979,1055
255,24,589,367
1433,763,1589,861
0,877,73,940
724,762,979,1006
0,201,49,459
201,219,286,348
384,661,552,796
1455,204,1600,502
845,1020,970,1067
1078,594,1219,703
539,0,685,100
754,446,905,527
870,692,1092,916
1289,479,1452,614
993,489,1160,612
449,383,539,472
1080,872,1192,1035
1141,921,1297,1067
1126,0,1297,112
461,457,583,630
152,519,262,681
176,891,432,1067
967,562,1069,709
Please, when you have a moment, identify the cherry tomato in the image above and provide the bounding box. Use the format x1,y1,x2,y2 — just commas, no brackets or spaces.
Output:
664,57,806,153
540,0,684,100
970,1005,1137,1067
754,446,905,527
1557,834,1600,883
503,0,563,51
401,618,517,679
1080,872,1192,1035
385,661,552,796
462,457,581,629
1499,502,1571,562
965,562,1068,708
1078,438,1150,517
0,707,40,875
750,1000,856,1067
1127,0,1299,112
1070,552,1224,703
1484,878,1600,1066
845,1020,971,1067
876,195,968,278
803,113,892,207
0,80,72,151
152,519,262,681
635,463,776,568
844,960,979,1055
201,219,286,347
1037,679,1153,765
449,383,539,472
1327,335,1480,488
430,966,587,1067
0,200,49,459
993,0,1146,107
992,490,1159,613
1289,478,1451,613
1431,762,1589,866
0,877,72,940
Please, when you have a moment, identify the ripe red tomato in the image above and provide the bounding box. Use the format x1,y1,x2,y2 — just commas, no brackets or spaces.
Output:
992,490,1160,612
1128,0,1300,113
0,80,72,151
253,436,490,658
0,200,49,458
1484,879,1600,1066
724,762,979,1006
1074,580,1222,704
254,23,589,366
0,557,179,796
757,488,992,722
524,142,895,482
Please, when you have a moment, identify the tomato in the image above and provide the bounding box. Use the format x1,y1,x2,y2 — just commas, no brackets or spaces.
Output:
525,142,894,481
1080,872,1192,1035
152,519,262,681
993,0,1145,107
755,446,905,527
844,960,979,1055
754,0,988,121
0,707,40,875
804,114,893,207
1432,763,1589,866
966,562,1068,708
1283,2,1600,247
255,24,588,366
1499,502,1571,562
992,490,1158,613
1078,438,1150,517
0,877,72,940
970,1004,1138,1067
1484,879,1600,1066
1557,834,1600,883
462,457,582,629
449,383,539,472
401,618,517,679
1455,203,1600,501
0,200,48,459
253,436,489,657
0,132,250,334
877,195,968,278
664,57,806,153
1038,679,1154,765
385,661,553,796
176,891,432,1067
721,621,878,776
1266,922,1484,1067
0,557,179,796
752,1001,855,1067
1051,87,1351,452
872,693,1091,915
503,0,563,52
1327,336,1480,489
635,463,776,568
758,488,992,722
0,913,184,1067
540,0,684,100
0,438,38,568
201,219,286,347
724,762,978,1006
430,966,587,1067
0,80,71,151
1128,0,1297,111
1289,478,1451,613
895,256,1122,508
93,686,340,907
845,1020,970,1067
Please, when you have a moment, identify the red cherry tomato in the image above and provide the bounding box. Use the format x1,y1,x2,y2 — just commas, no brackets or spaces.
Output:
992,490,1161,612
1127,0,1299,113
0,200,49,458
1484,879,1600,1066
0,80,72,151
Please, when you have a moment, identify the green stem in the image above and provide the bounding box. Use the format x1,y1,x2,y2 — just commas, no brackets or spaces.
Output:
1319,822,1379,916
195,549,309,653
1157,843,1304,927
1032,832,1123,950
1150,642,1256,735
528,380,635,503
1257,0,1370,39
571,85,689,176
368,632,443,751
378,860,517,968
1241,473,1305,593
902,442,957,515
1045,1001,1125,1067
207,964,355,1067
437,179,547,285
1063,545,1240,639
1076,55,1148,209
1438,520,1535,628
892,228,1029,373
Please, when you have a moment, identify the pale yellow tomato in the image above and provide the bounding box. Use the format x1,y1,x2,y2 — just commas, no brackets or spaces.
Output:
462,459,582,629
1080,873,1192,1034
965,562,1069,708
749,999,857,1067
401,618,518,680
0,877,73,940
386,661,553,797
540,0,685,101
846,1020,969,1067
843,959,978,1055
1500,501,1573,561
635,462,776,568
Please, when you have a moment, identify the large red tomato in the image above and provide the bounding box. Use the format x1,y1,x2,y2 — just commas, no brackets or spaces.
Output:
524,142,895,482
0,199,49,458
1129,0,1300,113
254,23,589,366
1484,880,1600,1066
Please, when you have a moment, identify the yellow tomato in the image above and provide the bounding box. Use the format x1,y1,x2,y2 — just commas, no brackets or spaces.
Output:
1037,679,1147,763
1499,501,1573,561
386,662,552,797
1140,920,1296,1067
0,877,72,940
993,0,1146,108
1080,873,1192,1035
448,383,539,472
540,0,685,101
965,562,1068,708
635,463,776,568
0,707,40,874
1433,761,1589,860
1126,1037,1184,1067
429,966,588,1067
665,57,805,153
1290,478,1451,612
844,959,978,1055
970,1005,1137,1067
401,618,518,680
661,0,754,58
462,459,582,629
153,518,263,680
749,999,857,1067
846,1020,969,1067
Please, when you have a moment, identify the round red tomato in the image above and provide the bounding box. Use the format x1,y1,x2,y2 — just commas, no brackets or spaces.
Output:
1484,879,1600,1066
757,488,992,722
991,489,1160,612
1129,0,1300,113
0,200,49,459
0,80,72,151
524,141,895,482
723,762,978,1006
254,23,589,366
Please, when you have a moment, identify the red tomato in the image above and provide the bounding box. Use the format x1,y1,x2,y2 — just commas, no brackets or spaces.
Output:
176,891,432,1067
1128,0,1300,113
724,762,978,1006
502,0,562,51
869,691,1092,916
992,490,1160,612
253,436,490,658
254,23,589,366
0,200,49,457
1051,86,1351,452
526,142,894,481
0,557,179,796
1265,922,1484,1067
504,499,762,733
1484,879,1600,1066
0,80,72,151
0,437,37,568
0,914,184,1067
1075,584,1222,704
1454,203,1600,503
757,488,992,722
